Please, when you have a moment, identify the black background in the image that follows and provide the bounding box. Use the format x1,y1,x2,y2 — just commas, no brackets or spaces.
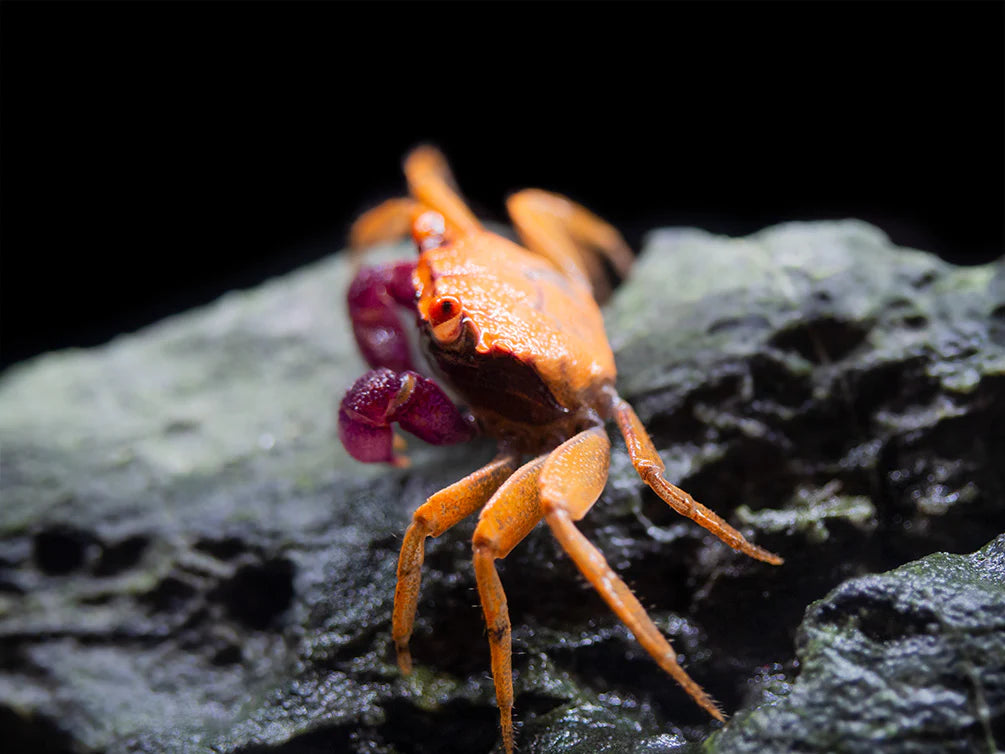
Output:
2,1,1002,370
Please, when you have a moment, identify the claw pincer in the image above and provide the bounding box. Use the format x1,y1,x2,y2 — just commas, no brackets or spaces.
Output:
346,260,417,373
338,368,476,465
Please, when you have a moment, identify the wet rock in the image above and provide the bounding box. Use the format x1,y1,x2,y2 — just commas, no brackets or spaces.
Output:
0,221,1002,753
705,534,1005,754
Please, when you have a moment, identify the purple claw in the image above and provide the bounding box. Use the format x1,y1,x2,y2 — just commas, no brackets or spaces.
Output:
338,368,477,465
347,260,419,372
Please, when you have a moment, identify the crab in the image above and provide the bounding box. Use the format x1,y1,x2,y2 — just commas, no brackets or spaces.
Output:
338,147,783,753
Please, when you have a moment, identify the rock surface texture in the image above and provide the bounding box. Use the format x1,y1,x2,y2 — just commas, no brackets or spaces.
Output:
1,221,1002,753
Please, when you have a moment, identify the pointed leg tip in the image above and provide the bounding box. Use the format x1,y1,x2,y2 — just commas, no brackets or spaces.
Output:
499,706,515,754
695,692,727,722
745,542,784,566
396,647,413,676
758,549,784,566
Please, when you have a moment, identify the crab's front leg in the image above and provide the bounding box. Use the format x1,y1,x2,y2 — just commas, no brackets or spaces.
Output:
338,368,477,466
393,453,518,675
473,427,738,753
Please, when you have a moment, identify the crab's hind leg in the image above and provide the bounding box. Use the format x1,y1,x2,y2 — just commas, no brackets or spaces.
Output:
349,147,482,251
349,197,424,250
394,453,518,674
611,394,784,566
403,146,482,236
507,189,634,302
539,427,726,721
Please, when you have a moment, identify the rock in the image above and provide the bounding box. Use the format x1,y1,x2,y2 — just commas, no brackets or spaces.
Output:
0,221,1002,753
705,534,1005,754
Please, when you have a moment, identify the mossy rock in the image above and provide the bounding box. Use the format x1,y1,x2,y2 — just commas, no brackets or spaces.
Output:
1,221,1002,753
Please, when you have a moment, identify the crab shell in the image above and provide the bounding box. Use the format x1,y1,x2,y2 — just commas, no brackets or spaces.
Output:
414,229,617,452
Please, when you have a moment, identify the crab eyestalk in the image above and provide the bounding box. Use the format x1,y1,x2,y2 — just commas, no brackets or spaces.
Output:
338,368,477,465
427,295,464,344
411,210,447,252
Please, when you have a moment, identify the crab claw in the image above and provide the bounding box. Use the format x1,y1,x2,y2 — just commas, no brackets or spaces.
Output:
347,260,418,373
338,368,477,465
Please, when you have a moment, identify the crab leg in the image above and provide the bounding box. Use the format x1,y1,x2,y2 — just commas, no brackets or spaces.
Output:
349,197,424,250
507,188,634,302
393,453,519,674
350,146,482,254
612,395,784,566
540,426,725,722
337,368,476,466
473,427,730,754
347,260,419,372
472,454,549,754
404,146,482,236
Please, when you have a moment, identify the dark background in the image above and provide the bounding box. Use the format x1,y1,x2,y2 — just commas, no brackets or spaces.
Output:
2,1,1002,371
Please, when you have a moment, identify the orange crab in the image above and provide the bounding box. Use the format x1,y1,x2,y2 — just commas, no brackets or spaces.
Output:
338,147,783,752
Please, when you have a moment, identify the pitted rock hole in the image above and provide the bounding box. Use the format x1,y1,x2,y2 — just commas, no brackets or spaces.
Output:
193,536,251,561
848,355,939,417
377,697,499,754
0,705,77,754
406,586,488,679
0,578,24,595
549,634,717,727
515,690,569,718
674,432,795,516
641,373,745,447
210,643,243,667
886,297,930,330
814,586,941,644
768,316,872,364
92,534,149,576
211,556,295,630
32,525,96,575
910,268,940,290
142,574,199,613
748,351,813,407
707,313,772,335
232,723,353,753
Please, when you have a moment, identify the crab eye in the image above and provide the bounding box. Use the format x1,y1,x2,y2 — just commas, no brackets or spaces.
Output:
428,295,463,343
